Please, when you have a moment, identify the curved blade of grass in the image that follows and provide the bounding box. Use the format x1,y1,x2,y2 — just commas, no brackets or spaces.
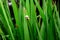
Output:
2,0,15,35
40,22,46,40
30,0,38,40
25,0,34,40
0,0,15,40
47,0,55,40
34,0,45,20
10,0,19,25
53,4,60,39
53,13,60,40
0,15,12,36
35,0,47,40
15,0,24,40
24,14,30,40
54,4,60,28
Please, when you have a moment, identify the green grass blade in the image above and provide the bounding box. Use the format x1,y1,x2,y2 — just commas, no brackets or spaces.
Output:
0,0,15,40
30,0,38,40
24,14,30,40
2,0,15,35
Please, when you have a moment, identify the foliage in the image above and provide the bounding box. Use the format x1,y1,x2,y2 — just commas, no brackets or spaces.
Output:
0,0,60,40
